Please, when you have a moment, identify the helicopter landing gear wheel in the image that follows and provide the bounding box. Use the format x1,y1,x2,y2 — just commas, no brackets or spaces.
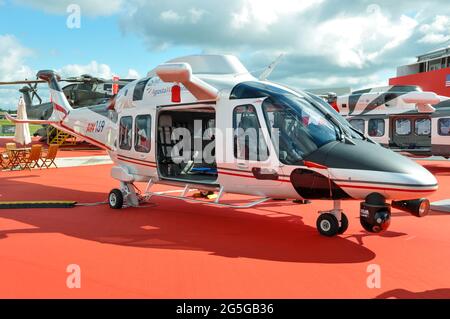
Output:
316,200,348,237
108,189,124,209
317,213,340,237
338,213,349,234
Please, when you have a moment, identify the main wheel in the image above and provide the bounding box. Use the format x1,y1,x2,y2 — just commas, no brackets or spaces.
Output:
317,213,340,237
338,213,349,234
109,189,124,209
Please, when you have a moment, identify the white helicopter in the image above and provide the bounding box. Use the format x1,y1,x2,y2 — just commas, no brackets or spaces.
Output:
336,85,450,158
7,55,438,237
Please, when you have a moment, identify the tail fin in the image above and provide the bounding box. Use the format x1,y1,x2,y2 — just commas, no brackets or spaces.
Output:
36,70,73,121
19,86,33,110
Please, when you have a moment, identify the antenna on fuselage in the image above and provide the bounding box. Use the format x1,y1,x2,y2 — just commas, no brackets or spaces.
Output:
259,54,284,81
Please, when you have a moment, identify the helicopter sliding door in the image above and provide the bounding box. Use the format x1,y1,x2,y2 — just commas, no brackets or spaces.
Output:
390,115,431,154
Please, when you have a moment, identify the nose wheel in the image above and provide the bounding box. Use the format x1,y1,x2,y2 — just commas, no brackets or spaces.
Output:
316,200,349,237
108,189,124,209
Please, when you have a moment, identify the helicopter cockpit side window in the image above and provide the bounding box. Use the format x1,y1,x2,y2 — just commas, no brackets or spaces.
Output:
262,97,337,165
233,105,269,161
119,116,133,151
133,78,150,101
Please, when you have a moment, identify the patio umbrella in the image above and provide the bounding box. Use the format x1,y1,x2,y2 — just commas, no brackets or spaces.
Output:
14,97,32,146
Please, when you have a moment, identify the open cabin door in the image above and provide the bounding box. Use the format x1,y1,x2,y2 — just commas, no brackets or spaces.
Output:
155,103,218,184
216,97,286,195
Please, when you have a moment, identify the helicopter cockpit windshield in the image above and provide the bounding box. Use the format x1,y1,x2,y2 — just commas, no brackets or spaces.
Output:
262,96,338,164
231,81,362,165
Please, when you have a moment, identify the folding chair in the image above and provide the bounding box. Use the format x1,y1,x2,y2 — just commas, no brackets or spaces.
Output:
1,143,17,169
5,143,17,151
0,153,8,169
21,145,42,170
41,144,59,169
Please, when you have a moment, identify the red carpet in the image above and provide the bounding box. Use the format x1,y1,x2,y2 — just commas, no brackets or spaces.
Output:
0,161,449,298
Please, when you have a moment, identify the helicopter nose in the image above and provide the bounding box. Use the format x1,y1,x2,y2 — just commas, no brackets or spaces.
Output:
305,140,438,200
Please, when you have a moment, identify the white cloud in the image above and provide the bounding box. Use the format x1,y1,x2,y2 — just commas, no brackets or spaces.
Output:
0,36,138,109
5,0,450,99
125,69,140,79
418,15,450,44
13,0,124,16
0,34,34,110
58,61,114,79
0,88,23,110
119,0,450,91
232,0,323,30
160,10,184,23
57,61,140,80
312,5,417,68
189,8,206,24
284,71,392,91
159,8,207,25
0,34,34,81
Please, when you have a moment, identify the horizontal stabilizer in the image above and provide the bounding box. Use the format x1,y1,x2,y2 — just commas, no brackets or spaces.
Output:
5,113,58,124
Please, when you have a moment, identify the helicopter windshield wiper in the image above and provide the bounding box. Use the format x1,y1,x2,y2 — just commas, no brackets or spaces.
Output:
325,113,344,140
348,125,376,144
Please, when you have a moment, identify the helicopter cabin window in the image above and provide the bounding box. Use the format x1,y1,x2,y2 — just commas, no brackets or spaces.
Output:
438,118,450,136
368,119,385,137
349,119,365,133
415,118,431,136
134,115,151,153
395,119,411,136
119,116,133,150
133,78,150,101
233,105,269,161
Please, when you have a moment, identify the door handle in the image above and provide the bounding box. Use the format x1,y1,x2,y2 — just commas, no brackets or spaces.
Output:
252,167,279,180
237,163,248,169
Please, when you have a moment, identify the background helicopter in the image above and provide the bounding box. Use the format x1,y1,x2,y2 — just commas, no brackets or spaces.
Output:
0,75,135,140
334,85,450,158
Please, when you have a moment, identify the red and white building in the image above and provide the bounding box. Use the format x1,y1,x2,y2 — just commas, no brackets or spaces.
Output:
390,46,450,97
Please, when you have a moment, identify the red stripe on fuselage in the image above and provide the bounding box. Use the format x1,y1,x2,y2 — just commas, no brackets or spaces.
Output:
59,123,112,151
54,103,68,115
338,183,437,193
218,170,291,183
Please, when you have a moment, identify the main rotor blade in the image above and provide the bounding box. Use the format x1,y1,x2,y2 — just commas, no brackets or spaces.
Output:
0,80,46,85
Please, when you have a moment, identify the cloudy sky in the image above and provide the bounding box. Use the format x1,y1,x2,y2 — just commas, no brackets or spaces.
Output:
0,0,449,109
